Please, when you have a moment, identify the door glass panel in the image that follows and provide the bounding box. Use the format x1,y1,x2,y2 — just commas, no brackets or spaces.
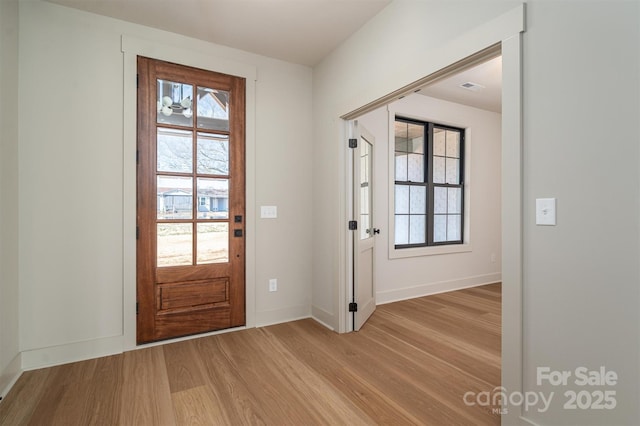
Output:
197,223,229,264
157,223,192,267
359,140,372,240
157,128,193,173
197,178,229,219
197,133,229,175
360,211,370,240
157,80,193,127
157,176,193,219
197,87,229,131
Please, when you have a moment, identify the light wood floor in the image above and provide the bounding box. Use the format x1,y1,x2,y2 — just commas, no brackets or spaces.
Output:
0,283,501,425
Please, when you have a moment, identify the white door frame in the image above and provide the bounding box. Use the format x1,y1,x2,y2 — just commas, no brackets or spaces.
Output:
337,6,524,424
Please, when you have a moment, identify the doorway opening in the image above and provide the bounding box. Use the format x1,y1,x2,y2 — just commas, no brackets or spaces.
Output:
346,46,504,331
340,33,523,421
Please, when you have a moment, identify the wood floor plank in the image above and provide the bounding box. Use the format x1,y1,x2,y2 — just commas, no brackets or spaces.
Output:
210,329,329,425
29,354,123,426
0,368,55,426
255,327,375,426
118,346,176,426
171,385,229,425
289,317,483,425
0,283,502,425
195,336,271,425
267,321,420,425
163,339,207,394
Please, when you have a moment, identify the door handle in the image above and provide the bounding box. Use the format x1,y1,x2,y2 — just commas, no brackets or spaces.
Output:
373,228,380,235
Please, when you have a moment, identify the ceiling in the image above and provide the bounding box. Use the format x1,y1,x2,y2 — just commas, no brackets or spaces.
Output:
44,0,391,66
44,0,500,111
418,56,502,113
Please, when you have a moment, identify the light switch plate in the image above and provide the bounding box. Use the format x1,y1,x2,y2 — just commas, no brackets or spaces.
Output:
261,205,277,219
536,198,556,225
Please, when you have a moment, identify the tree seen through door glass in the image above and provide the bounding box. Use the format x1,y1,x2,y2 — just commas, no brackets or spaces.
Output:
197,133,229,175
157,128,193,173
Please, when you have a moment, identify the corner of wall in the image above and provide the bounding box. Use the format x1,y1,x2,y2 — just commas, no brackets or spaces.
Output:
0,0,21,403
0,354,22,400
311,305,336,331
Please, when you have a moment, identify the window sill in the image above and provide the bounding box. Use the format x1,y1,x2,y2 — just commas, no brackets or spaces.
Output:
389,243,472,259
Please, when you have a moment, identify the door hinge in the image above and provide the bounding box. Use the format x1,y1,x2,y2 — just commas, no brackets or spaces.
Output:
349,302,358,312
136,302,139,315
136,226,139,240
136,74,139,88
348,220,357,230
348,138,357,149
136,149,139,164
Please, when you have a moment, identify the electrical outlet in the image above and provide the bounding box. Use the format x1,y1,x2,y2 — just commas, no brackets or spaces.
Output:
269,278,277,292
490,253,496,263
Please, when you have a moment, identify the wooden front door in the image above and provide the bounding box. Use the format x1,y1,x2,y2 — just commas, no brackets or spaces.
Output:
137,57,246,344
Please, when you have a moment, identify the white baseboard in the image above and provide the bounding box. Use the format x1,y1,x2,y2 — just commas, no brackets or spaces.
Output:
376,273,502,305
311,306,335,331
0,353,22,400
254,304,310,328
18,304,309,371
21,335,123,371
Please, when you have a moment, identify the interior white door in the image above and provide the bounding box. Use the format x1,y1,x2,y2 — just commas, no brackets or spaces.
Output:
353,122,377,331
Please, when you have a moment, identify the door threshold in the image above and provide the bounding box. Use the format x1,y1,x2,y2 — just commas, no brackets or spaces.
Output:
134,325,248,350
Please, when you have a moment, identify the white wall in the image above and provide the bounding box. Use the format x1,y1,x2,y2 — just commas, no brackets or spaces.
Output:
0,0,22,397
312,0,639,424
18,0,313,366
521,2,639,425
358,94,501,303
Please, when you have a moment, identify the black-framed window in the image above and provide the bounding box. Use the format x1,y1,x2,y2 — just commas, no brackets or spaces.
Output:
394,117,464,248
